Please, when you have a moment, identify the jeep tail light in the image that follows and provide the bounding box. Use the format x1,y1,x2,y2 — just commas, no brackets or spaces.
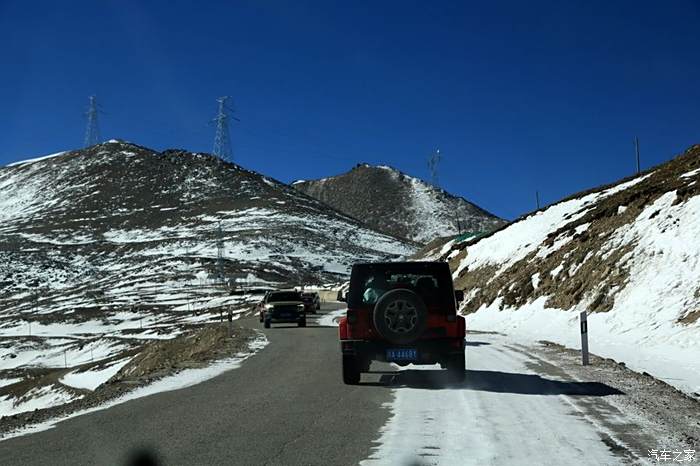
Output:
347,309,358,324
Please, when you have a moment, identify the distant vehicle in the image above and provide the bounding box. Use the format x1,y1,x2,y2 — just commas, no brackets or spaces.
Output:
259,290,307,328
338,262,466,384
301,292,321,314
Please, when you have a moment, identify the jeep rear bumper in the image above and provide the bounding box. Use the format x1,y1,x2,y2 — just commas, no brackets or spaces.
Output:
340,338,465,365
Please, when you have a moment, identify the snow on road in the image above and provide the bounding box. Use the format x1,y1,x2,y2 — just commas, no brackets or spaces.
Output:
363,333,631,465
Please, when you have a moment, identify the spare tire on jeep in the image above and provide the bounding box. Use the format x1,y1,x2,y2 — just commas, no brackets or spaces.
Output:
372,289,428,345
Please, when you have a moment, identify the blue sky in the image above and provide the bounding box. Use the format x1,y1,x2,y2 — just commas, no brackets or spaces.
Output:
1,1,699,220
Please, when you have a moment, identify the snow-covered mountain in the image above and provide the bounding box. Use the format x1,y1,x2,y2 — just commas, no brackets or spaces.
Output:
420,145,700,396
293,164,505,244
0,142,415,316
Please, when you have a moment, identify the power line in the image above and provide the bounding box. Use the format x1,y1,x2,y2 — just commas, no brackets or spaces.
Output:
84,96,101,147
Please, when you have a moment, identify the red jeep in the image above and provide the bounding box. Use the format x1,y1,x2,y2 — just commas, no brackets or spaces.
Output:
338,262,466,384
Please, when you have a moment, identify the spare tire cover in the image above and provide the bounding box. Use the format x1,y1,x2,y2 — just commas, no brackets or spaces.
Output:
372,289,428,345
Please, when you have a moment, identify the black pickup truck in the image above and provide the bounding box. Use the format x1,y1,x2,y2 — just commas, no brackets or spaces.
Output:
259,290,307,328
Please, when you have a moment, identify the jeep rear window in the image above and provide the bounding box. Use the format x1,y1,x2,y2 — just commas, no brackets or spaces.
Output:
347,263,455,313
268,292,302,302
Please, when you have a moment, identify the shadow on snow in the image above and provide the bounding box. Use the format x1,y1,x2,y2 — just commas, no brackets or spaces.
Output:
362,369,624,396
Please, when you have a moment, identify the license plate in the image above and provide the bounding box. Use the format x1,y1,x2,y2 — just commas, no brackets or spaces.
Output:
386,348,417,361
279,313,291,318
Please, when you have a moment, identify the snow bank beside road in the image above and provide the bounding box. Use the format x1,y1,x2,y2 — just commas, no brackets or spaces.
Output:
1,334,268,441
318,307,346,327
468,298,700,398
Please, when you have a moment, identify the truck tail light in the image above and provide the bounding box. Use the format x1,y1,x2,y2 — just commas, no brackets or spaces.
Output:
347,309,358,324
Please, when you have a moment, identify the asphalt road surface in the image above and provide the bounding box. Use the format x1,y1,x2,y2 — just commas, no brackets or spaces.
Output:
0,302,648,465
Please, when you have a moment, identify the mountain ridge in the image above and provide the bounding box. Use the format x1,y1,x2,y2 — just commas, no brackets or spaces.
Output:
0,141,416,318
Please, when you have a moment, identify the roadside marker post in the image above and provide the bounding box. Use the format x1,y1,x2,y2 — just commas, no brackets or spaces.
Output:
580,311,589,366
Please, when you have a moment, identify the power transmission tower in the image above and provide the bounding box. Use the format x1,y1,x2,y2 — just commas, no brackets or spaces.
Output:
212,96,239,162
428,148,442,187
84,96,102,147
215,222,226,287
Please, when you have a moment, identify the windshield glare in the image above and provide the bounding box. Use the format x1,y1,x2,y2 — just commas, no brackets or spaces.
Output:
268,292,302,302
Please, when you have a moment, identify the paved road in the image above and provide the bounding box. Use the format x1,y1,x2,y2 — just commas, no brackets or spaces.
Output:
0,302,649,465
0,302,394,466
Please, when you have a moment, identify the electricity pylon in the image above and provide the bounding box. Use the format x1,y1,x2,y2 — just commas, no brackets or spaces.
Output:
84,96,101,147
212,96,239,162
428,148,442,187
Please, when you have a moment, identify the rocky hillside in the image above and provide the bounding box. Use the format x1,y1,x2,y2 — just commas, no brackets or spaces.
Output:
0,142,416,316
293,164,505,244
420,145,700,396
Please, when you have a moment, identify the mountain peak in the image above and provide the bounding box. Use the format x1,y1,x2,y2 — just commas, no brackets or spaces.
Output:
294,164,505,244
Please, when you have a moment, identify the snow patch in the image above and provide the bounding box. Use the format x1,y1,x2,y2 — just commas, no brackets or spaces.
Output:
6,151,68,167
0,385,82,417
60,357,133,391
